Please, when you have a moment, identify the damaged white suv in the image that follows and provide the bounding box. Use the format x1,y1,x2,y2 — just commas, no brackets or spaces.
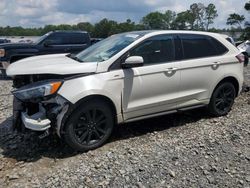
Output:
7,31,244,151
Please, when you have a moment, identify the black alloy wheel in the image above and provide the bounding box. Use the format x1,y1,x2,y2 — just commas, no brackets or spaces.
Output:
64,100,114,151
208,82,236,116
74,109,109,145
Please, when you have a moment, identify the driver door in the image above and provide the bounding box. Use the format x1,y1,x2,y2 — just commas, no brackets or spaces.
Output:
38,33,68,55
122,35,181,120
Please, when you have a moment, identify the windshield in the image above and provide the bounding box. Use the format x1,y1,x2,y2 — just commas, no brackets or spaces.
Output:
34,32,51,44
75,33,143,62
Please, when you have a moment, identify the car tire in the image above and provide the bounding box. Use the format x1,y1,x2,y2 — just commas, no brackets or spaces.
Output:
208,82,236,117
63,99,114,151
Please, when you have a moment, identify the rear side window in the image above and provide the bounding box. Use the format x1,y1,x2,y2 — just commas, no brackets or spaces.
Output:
65,33,88,44
45,32,88,45
130,35,175,65
180,34,228,60
210,37,229,54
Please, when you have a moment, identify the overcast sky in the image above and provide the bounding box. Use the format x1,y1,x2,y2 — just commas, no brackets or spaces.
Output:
0,0,249,28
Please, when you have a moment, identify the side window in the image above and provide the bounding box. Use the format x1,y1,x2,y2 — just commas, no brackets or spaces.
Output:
129,35,175,65
65,33,87,44
210,37,229,54
180,34,218,59
174,35,183,60
45,33,65,45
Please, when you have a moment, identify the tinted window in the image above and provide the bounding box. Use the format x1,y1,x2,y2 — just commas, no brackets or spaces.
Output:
65,33,88,44
130,35,175,65
210,37,229,54
45,32,88,45
180,34,223,59
174,36,183,60
45,33,64,45
35,32,51,44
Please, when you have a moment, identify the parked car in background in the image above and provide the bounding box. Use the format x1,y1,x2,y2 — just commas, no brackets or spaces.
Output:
7,30,244,151
220,34,235,45
91,38,103,44
237,40,250,56
220,34,248,66
235,41,244,46
0,30,91,76
18,39,33,43
0,38,11,44
237,40,250,67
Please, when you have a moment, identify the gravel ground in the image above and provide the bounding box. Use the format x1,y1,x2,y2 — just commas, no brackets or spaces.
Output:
0,66,249,188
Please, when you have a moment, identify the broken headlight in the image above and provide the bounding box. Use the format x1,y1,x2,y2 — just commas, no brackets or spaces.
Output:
12,80,63,102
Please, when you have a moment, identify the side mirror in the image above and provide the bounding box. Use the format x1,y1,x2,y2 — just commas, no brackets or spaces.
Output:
122,56,144,69
43,40,52,47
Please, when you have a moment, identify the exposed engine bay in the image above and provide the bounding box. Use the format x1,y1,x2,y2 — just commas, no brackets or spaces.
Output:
12,74,75,137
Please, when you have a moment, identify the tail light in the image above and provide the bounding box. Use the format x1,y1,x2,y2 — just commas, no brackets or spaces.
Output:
236,53,245,63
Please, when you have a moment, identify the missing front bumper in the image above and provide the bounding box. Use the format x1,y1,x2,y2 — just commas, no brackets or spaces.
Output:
21,104,51,131
21,111,51,131
13,95,70,133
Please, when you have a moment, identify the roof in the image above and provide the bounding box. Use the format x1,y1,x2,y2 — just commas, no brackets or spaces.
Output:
52,30,88,33
119,30,226,39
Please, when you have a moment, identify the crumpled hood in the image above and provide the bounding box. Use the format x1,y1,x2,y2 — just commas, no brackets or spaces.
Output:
7,54,98,76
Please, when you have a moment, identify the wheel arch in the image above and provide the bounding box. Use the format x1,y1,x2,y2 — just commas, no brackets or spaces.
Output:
59,94,119,136
75,94,118,116
212,76,240,97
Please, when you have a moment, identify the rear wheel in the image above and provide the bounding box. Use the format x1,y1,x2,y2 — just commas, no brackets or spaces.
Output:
63,100,114,151
208,82,236,116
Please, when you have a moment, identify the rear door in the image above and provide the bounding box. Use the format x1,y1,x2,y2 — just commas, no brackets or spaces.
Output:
177,34,229,108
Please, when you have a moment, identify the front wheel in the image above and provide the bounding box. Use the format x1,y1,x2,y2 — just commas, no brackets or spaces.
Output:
63,100,114,151
208,82,236,117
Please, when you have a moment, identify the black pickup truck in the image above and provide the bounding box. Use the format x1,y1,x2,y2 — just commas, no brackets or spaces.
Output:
0,30,91,76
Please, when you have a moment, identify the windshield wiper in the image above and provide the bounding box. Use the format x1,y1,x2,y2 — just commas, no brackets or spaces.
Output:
67,54,83,62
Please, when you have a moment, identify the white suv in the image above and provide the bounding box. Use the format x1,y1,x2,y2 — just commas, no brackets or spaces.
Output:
7,30,244,151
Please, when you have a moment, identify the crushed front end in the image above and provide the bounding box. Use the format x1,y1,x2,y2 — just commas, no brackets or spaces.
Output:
12,75,70,137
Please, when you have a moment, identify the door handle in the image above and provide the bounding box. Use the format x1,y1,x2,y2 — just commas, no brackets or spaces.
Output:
166,67,178,72
211,62,220,70
164,67,178,76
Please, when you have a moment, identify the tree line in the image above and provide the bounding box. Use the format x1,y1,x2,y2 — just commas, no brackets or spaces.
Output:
226,1,250,39
0,2,249,39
